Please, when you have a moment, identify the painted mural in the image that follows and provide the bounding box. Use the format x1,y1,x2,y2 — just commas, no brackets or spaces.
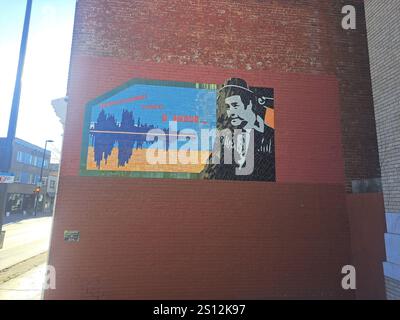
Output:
80,78,275,181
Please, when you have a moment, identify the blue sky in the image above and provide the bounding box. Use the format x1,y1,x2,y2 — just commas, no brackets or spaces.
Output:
0,0,76,162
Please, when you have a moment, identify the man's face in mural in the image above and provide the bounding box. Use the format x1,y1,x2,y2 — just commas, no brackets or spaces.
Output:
225,95,256,129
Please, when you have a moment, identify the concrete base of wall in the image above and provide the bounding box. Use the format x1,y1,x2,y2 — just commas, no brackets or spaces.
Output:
385,277,400,300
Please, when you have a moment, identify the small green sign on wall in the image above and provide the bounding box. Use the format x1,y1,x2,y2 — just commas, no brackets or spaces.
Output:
64,230,80,242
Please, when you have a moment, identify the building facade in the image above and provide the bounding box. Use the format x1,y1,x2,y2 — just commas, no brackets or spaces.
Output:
47,163,60,213
0,138,51,217
47,0,387,299
365,0,400,300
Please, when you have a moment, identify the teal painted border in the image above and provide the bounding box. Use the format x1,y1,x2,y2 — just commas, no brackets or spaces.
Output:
79,78,219,179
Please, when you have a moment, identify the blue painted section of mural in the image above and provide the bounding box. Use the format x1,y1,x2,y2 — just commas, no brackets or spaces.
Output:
88,83,217,168
90,85,216,129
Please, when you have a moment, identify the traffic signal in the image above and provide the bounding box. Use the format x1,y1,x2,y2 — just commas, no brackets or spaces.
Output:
34,187,41,194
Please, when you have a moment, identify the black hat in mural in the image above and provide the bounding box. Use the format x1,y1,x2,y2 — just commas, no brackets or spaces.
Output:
218,78,254,95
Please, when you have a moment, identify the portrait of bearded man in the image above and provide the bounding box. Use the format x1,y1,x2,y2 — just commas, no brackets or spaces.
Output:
201,78,275,181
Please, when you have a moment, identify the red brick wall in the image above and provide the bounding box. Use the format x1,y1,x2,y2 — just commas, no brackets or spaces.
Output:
47,180,352,299
46,0,382,299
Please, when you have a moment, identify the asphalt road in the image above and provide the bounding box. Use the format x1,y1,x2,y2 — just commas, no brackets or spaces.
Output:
0,217,52,271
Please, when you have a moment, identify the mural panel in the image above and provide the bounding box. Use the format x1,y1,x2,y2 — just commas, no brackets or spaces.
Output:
80,78,275,181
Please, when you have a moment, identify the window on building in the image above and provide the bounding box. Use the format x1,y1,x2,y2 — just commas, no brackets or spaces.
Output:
34,175,41,185
22,194,35,213
16,151,48,167
25,153,33,165
6,194,24,214
20,172,30,184
18,152,33,165
50,180,56,189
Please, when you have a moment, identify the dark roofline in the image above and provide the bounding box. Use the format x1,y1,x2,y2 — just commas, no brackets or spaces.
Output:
14,137,51,157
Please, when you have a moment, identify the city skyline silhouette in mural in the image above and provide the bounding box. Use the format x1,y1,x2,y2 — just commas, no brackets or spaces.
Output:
92,109,175,168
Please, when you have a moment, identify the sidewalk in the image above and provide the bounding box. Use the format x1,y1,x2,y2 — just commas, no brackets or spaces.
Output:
0,217,52,300
0,263,47,300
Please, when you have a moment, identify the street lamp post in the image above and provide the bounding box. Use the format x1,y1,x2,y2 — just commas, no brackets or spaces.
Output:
33,139,53,216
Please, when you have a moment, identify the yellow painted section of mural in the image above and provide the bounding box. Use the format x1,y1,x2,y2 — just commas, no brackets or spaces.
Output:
86,147,210,173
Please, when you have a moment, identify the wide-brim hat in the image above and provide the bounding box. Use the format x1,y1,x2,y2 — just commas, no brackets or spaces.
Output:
218,78,254,94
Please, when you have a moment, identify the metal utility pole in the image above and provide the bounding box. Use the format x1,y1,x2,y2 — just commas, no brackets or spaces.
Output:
33,140,53,216
0,0,33,233
6,0,33,144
